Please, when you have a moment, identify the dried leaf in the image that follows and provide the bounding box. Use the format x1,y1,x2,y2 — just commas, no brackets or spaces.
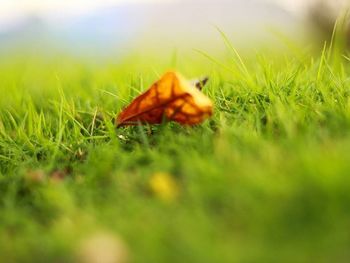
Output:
49,167,72,183
25,169,46,184
116,71,213,127
191,76,209,91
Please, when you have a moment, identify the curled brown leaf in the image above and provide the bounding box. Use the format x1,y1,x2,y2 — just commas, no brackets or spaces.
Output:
116,71,213,127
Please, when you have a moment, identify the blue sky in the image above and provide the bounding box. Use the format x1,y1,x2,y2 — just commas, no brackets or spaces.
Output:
0,0,172,28
1,0,342,57
3,0,346,34
0,0,306,21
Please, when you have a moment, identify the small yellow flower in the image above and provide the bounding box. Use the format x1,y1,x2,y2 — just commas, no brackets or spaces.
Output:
149,172,179,202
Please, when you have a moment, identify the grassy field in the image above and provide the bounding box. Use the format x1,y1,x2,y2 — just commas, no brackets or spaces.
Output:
1,37,350,263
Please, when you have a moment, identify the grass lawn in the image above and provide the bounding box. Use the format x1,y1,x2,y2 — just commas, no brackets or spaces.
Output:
1,40,350,263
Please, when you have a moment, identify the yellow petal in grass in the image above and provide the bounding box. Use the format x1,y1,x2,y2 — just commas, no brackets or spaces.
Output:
149,172,179,202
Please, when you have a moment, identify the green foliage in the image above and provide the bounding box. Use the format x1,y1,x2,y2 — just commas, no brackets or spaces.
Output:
1,39,350,262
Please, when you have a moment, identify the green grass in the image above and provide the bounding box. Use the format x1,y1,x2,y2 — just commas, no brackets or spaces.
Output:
1,39,350,263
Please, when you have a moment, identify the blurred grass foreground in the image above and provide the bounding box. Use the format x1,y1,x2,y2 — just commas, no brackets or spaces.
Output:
1,0,350,262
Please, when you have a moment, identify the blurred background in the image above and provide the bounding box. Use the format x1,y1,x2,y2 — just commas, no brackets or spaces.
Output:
1,2,350,262
0,0,349,60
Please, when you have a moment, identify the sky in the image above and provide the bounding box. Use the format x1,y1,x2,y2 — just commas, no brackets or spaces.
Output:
0,0,347,32
0,0,346,56
0,0,173,29
0,0,308,20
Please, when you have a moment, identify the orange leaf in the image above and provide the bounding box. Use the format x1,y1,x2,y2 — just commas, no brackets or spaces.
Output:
116,71,213,127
